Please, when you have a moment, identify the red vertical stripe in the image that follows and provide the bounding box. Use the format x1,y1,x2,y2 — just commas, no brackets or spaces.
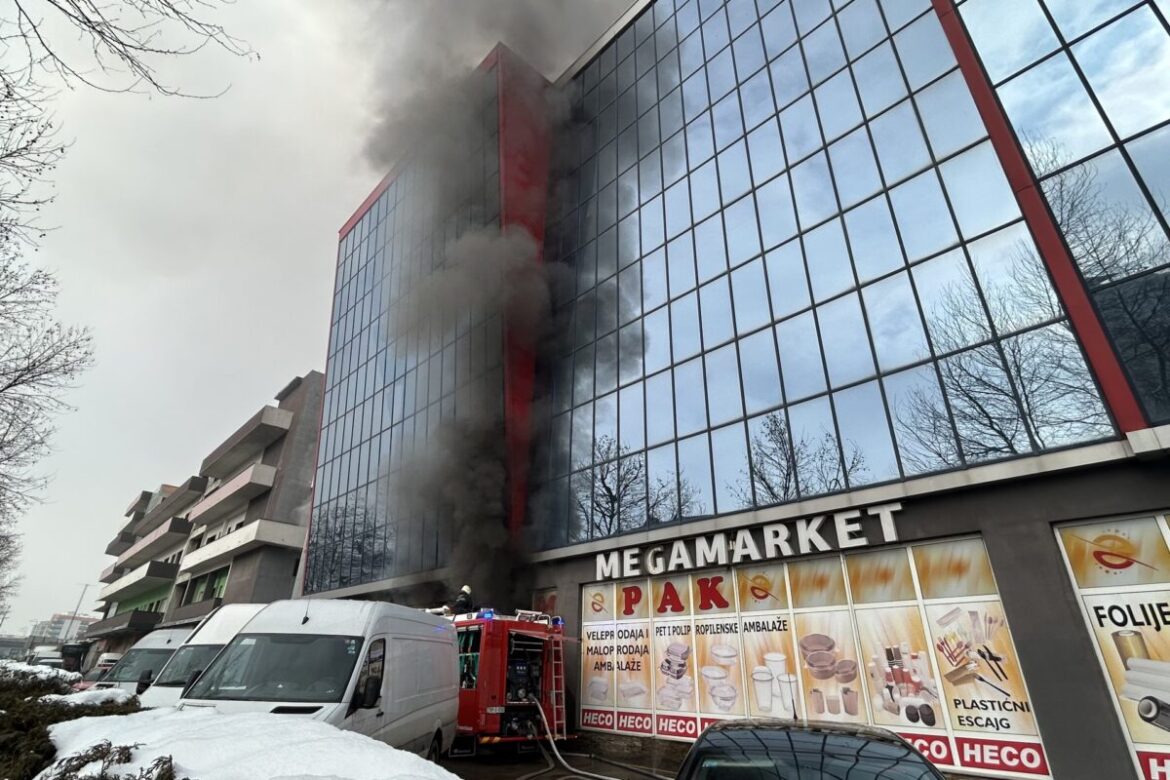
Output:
932,0,1148,432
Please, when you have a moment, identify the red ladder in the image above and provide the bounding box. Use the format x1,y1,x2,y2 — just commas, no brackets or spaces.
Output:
548,634,568,740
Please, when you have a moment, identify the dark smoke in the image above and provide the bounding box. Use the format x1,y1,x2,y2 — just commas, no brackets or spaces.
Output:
363,1,627,610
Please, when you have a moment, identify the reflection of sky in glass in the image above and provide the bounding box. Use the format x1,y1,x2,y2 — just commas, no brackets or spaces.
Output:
815,70,862,141
853,42,906,117
1128,125,1170,223
960,0,1058,83
912,249,990,352
840,0,885,60
939,141,1020,238
766,241,811,318
700,276,735,348
1072,7,1170,138
678,433,714,514
834,381,900,485
880,0,930,32
675,358,707,436
863,271,930,370
829,127,882,208
739,329,784,412
817,293,875,387
893,11,955,91
777,311,827,400
731,259,771,333
706,344,744,425
787,395,841,495
889,170,958,260
792,152,839,227
968,221,1059,335
1044,0,1137,40
804,218,854,301
711,422,751,512
915,71,986,159
645,370,674,446
667,232,696,298
882,364,960,473
620,382,644,451
869,100,930,184
997,53,1112,175
845,195,904,281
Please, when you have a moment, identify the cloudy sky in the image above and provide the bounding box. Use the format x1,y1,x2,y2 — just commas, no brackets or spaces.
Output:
6,0,628,633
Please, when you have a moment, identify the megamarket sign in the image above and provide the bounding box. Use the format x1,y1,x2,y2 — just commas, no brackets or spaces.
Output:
596,503,903,581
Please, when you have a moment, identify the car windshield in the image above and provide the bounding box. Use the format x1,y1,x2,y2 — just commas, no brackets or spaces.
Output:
105,648,177,682
687,730,942,780
154,644,224,686
186,633,363,703
82,668,107,682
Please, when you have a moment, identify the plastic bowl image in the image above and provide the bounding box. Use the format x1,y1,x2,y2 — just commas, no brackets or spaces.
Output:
799,633,836,659
657,687,684,710
834,659,858,684
711,643,739,666
710,682,738,711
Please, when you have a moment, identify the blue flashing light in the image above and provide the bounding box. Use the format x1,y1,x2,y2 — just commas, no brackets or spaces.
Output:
477,608,495,620
551,617,564,627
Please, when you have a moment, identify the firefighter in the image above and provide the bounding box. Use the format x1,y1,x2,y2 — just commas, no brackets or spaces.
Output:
452,584,473,614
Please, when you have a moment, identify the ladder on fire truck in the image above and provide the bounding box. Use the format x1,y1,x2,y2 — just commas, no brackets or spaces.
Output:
548,628,568,740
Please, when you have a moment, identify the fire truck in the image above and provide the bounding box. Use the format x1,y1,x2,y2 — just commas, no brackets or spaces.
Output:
450,608,568,753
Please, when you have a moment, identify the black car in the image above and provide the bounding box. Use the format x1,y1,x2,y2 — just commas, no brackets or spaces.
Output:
675,719,946,780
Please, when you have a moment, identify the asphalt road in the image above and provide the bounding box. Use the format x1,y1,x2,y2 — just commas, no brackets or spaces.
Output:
441,748,678,780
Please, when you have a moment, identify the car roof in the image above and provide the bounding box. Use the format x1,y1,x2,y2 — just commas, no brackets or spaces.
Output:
700,718,912,747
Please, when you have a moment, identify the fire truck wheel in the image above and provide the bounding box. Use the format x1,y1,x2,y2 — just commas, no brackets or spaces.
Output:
426,732,442,763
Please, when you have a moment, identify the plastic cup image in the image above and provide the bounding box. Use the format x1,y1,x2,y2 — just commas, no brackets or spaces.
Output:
826,693,841,715
810,687,825,715
711,643,739,666
710,682,738,712
764,651,788,677
752,666,773,712
843,687,859,716
776,673,798,716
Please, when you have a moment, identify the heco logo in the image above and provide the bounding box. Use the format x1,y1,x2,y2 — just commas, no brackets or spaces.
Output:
656,715,698,739
580,709,614,729
956,738,1048,775
616,713,652,733
900,734,953,766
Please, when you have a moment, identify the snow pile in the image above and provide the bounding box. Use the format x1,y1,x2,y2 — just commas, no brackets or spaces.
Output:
40,688,135,707
0,660,81,684
42,708,459,780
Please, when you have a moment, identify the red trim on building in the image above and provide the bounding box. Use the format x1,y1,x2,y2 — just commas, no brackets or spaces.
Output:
496,45,552,537
932,0,1148,433
338,171,394,237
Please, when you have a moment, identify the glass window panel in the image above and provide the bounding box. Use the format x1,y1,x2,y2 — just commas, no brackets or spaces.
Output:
748,119,786,185
643,248,669,311
792,151,838,228
619,263,643,326
912,248,991,353
1047,0,1144,39
646,369,676,444
844,195,904,281
761,4,798,60
1040,149,1169,287
777,311,827,400
727,0,758,36
700,276,736,347
640,148,663,202
659,46,682,95
960,0,1059,83
733,26,767,81
596,391,618,447
644,306,672,375
672,291,703,359
598,276,619,336
706,343,745,424
915,70,986,159
940,141,1020,239
889,170,958,260
968,221,1062,335
771,45,811,108
618,452,648,532
692,159,721,221
680,31,705,81
804,20,846,87
894,11,955,91
638,70,660,118
745,409,797,505
939,342,1033,461
620,381,646,452
869,100,930,184
757,174,799,248
642,195,666,252
703,8,732,55
1094,270,1170,423
815,70,863,143
741,68,777,130
713,91,745,152
668,231,698,297
788,396,845,495
687,110,716,166
804,217,855,301
731,257,772,333
739,329,784,412
678,432,715,515
596,333,618,395
862,271,930,370
708,47,738,102
678,1,701,39
853,43,907,117
883,363,960,473
818,293,875,386
779,94,822,162
572,402,594,469
1128,124,1170,224
1073,7,1170,138
835,380,900,485
660,87,685,140
599,182,618,232
620,320,644,384
551,412,572,475
663,129,688,185
793,0,832,33
879,0,929,31
675,357,709,434
838,0,886,61
766,240,811,318
711,422,752,511
647,443,679,523
619,123,639,172
665,178,692,239
695,212,728,281
576,292,597,350
998,54,1112,177
683,68,711,123
718,140,753,203
725,194,763,266
827,126,882,208
598,226,618,280
619,212,641,268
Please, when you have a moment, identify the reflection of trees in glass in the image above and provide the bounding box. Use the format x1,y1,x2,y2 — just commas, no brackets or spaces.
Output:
735,412,866,506
569,436,695,539
305,499,389,592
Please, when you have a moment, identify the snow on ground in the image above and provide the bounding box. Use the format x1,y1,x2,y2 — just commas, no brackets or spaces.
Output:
0,660,81,683
39,687,135,707
42,708,460,780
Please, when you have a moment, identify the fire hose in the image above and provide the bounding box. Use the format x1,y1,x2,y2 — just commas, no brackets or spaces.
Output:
526,697,673,780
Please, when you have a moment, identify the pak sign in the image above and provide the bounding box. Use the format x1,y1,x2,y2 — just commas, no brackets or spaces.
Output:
581,533,1052,779
1056,514,1170,780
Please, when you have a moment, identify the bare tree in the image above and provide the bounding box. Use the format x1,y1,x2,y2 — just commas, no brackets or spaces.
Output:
736,411,866,507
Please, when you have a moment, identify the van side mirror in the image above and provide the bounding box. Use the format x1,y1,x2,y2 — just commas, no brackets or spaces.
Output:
136,670,153,695
360,676,381,709
182,669,203,697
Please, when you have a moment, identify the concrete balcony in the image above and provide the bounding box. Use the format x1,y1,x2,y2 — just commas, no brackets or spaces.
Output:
187,463,276,526
130,476,208,536
99,562,128,584
85,609,162,639
104,531,137,557
99,560,179,602
116,517,192,570
179,518,305,576
165,597,222,625
200,406,292,479
125,490,153,516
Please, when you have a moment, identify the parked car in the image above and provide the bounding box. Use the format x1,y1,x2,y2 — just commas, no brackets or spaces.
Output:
139,603,265,708
178,599,458,760
675,719,946,780
27,645,63,667
94,652,123,671
72,666,109,692
95,627,193,694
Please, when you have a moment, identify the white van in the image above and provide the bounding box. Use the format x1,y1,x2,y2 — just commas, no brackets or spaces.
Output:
139,603,265,708
178,599,458,760
96,627,192,694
